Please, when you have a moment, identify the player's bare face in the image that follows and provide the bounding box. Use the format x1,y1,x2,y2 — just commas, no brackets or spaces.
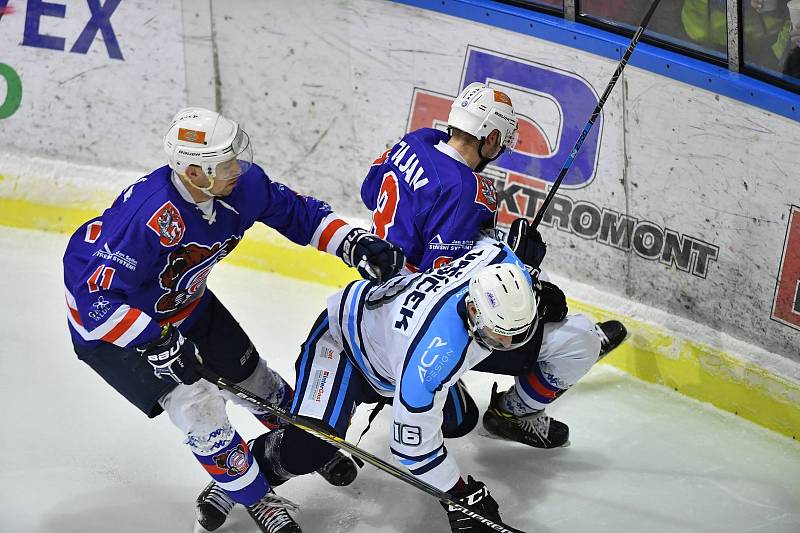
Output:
210,159,243,196
483,329,512,349
467,302,513,349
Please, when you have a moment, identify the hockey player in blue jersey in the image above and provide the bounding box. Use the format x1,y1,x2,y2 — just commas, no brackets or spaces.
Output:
62,107,404,533
361,82,627,450
246,237,604,532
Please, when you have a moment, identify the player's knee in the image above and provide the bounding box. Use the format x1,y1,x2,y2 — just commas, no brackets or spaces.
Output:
251,425,337,484
442,381,479,438
282,425,338,474
160,380,229,437
236,357,288,395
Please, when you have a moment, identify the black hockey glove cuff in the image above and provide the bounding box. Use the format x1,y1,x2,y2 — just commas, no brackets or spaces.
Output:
536,278,568,323
136,325,202,385
441,476,502,533
338,227,404,283
506,217,546,270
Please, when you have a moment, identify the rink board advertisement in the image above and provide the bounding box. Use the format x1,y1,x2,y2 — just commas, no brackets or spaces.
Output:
0,0,798,437
0,0,184,182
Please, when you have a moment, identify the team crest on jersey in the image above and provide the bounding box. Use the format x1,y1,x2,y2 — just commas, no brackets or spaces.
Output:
156,236,241,313
213,443,249,477
474,174,497,212
147,201,185,247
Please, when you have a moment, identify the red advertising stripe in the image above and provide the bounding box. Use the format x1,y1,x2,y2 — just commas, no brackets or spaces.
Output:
772,207,800,328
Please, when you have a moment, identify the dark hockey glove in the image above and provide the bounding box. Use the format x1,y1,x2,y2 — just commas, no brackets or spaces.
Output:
338,227,404,282
506,217,546,270
441,476,502,533
136,325,202,385
535,277,568,323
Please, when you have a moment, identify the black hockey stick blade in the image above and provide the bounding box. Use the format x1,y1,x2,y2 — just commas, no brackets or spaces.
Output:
531,0,664,229
198,366,529,533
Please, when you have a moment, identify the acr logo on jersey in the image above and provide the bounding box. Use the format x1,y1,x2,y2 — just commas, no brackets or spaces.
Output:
407,46,601,226
417,336,452,383
147,201,185,247
771,205,800,330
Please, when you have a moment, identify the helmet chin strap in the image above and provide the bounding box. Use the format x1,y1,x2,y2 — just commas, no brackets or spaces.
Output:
464,295,493,350
179,171,220,198
475,138,505,173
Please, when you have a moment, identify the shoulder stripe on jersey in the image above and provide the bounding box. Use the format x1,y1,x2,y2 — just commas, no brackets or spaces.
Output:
372,148,391,166
84,221,102,243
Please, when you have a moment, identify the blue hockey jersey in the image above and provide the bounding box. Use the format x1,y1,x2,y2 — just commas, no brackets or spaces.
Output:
63,164,352,350
361,128,497,273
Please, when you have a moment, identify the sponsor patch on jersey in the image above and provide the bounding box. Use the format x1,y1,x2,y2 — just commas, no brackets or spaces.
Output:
147,201,185,247
213,443,250,477
474,174,497,212
177,128,206,144
309,369,331,403
93,243,138,271
88,296,112,321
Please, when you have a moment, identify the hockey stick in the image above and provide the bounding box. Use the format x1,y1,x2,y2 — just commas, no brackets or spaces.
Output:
199,367,528,533
530,0,664,229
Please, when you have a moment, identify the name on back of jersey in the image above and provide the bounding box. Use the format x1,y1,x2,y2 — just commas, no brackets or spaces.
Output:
392,248,486,332
390,140,429,191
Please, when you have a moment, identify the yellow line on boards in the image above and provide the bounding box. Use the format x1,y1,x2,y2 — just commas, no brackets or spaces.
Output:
1,196,797,440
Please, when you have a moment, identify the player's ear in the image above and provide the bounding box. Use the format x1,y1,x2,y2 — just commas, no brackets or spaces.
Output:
184,165,203,180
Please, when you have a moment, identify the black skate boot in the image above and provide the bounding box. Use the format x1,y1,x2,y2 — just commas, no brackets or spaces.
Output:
595,320,627,359
196,480,235,532
246,491,301,533
315,450,359,486
195,451,355,530
482,383,569,448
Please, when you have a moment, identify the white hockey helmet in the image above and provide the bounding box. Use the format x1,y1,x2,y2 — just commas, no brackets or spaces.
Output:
466,262,538,351
448,82,519,150
163,107,253,181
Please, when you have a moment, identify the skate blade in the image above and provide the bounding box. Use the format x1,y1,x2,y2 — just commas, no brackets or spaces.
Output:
478,426,571,448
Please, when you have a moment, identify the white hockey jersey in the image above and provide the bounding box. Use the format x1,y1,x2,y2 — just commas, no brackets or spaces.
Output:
327,237,530,490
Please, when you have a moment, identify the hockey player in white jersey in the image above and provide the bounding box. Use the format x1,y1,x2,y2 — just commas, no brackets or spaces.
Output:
246,236,602,531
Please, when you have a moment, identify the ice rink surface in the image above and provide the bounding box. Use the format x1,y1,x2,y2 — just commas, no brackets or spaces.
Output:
2,227,799,533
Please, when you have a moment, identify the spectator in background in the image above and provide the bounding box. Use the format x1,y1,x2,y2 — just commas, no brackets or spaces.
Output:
682,0,794,73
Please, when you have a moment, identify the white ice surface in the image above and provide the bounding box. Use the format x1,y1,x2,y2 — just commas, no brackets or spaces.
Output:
2,227,799,533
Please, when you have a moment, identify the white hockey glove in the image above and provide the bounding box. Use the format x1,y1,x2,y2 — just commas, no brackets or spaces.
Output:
136,325,202,385
338,228,404,283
